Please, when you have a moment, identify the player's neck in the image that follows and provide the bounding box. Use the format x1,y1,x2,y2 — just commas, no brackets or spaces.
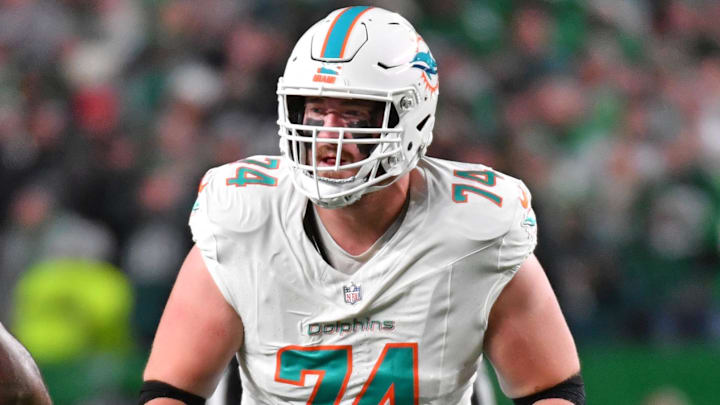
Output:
314,172,413,256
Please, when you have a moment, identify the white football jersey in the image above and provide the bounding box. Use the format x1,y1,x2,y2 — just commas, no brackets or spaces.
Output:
189,155,537,405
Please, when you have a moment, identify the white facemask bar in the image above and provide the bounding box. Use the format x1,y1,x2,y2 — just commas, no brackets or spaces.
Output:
278,122,409,205
276,82,419,206
280,124,402,172
277,82,416,102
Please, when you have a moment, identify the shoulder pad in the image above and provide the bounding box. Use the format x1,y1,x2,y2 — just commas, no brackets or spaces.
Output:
191,156,288,233
421,157,535,241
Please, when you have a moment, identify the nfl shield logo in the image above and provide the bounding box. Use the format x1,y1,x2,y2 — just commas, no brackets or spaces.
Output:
343,283,362,305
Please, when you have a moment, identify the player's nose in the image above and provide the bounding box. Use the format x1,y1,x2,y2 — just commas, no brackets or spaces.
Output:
317,111,347,139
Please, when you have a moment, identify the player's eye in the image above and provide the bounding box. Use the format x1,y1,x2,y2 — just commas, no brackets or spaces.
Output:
343,109,370,119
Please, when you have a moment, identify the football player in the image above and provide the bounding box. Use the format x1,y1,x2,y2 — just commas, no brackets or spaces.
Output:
141,6,584,405
0,322,52,405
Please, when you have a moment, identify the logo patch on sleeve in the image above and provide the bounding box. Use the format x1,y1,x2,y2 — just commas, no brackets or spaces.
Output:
190,198,201,215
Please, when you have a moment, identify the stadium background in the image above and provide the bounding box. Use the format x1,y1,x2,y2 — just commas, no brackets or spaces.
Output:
1,0,719,403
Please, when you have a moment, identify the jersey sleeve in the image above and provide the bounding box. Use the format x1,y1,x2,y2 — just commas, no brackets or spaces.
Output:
188,167,238,311
497,180,537,273
480,180,538,328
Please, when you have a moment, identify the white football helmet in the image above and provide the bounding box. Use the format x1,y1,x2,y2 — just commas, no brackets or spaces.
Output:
277,6,439,208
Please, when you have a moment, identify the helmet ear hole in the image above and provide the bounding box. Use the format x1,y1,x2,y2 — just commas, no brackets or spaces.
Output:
416,114,430,132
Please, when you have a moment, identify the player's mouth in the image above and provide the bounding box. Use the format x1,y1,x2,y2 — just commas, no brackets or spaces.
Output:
319,155,348,166
313,151,359,181
316,148,355,167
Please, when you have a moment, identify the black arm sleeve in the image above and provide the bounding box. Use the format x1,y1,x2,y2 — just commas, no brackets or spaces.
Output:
512,373,585,405
138,380,205,405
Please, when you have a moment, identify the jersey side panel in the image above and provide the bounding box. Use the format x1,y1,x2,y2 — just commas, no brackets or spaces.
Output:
405,157,538,400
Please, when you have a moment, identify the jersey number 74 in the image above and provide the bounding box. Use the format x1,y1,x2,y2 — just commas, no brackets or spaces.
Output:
275,343,419,404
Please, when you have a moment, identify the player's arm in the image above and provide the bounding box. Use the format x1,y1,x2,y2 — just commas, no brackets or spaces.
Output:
0,322,52,405
484,254,583,405
141,245,244,404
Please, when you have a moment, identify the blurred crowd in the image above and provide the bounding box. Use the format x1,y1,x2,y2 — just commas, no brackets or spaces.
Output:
1,0,719,402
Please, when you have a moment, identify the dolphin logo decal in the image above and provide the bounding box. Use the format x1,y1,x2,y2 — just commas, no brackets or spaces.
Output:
411,51,438,77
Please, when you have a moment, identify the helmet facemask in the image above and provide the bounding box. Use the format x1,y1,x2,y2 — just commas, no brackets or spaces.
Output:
278,92,407,208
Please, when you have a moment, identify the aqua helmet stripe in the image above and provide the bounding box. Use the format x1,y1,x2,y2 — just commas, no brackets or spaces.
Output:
321,6,373,58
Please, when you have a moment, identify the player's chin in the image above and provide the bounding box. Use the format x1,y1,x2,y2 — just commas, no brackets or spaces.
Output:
318,168,358,180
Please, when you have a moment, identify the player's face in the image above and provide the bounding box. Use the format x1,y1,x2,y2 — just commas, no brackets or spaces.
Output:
303,97,381,179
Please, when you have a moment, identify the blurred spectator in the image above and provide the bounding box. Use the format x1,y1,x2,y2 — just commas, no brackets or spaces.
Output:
12,258,135,405
0,181,115,324
12,259,132,365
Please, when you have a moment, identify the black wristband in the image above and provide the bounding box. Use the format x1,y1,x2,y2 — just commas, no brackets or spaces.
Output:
512,373,585,405
139,380,205,405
